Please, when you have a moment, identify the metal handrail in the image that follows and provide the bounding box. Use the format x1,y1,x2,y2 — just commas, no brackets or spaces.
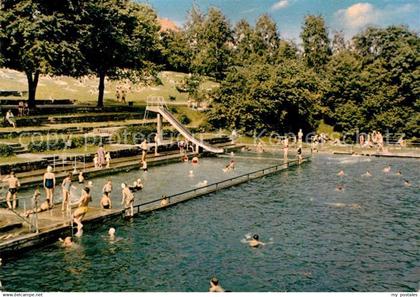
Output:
131,157,309,213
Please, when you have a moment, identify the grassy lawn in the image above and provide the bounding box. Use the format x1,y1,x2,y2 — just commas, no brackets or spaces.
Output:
0,156,36,165
0,69,219,105
0,118,157,134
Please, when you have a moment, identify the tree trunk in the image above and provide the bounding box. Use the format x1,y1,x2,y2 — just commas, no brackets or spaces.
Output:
26,70,39,109
97,71,106,108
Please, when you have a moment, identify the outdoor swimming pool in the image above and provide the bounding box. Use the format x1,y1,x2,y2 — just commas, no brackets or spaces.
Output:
1,154,418,292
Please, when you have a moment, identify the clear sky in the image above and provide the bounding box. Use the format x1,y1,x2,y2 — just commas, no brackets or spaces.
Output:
143,0,420,41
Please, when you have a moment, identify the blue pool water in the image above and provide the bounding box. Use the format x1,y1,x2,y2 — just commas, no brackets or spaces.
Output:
0,154,419,292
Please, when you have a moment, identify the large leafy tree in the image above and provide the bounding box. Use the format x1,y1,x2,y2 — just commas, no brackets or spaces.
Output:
300,15,331,69
188,7,232,80
0,0,82,108
253,14,280,63
78,0,160,107
208,60,321,135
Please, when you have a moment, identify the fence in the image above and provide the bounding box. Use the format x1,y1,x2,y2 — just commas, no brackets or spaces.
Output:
130,157,310,215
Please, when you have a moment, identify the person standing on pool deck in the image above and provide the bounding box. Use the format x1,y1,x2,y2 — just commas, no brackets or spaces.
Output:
43,166,56,208
140,139,148,163
97,144,106,168
209,277,225,292
103,180,112,197
72,187,92,236
121,183,134,217
2,172,20,209
297,146,303,164
298,129,303,144
61,172,74,212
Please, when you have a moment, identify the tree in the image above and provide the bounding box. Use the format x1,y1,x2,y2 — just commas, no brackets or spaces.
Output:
189,7,233,80
160,30,191,72
0,0,82,108
300,15,331,69
232,19,255,66
208,60,321,134
78,0,160,107
253,14,280,62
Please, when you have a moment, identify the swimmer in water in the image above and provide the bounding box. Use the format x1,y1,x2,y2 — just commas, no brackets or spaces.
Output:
247,234,263,248
192,156,199,164
59,236,73,248
396,170,402,176
362,171,372,177
182,154,189,162
209,277,225,292
78,172,84,184
337,170,345,177
223,160,235,172
108,227,116,240
335,185,345,192
404,180,411,187
383,165,391,173
196,180,208,188
100,193,112,209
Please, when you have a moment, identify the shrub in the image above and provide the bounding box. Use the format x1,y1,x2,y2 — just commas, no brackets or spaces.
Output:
112,125,156,145
178,114,191,125
0,144,15,157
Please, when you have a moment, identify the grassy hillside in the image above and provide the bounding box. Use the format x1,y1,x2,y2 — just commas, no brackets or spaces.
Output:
0,68,219,105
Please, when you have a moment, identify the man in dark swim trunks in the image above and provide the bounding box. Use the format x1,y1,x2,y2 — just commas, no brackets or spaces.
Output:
2,172,20,209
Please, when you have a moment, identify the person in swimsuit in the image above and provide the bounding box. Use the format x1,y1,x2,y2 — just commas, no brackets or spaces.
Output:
78,172,85,184
182,154,189,162
72,187,92,236
121,183,134,217
2,172,20,209
141,160,148,172
105,152,111,168
140,139,148,162
136,178,144,190
61,173,74,212
58,236,74,248
362,171,372,177
100,193,112,209
23,190,51,217
209,277,225,292
102,180,112,196
247,234,263,248
297,146,303,164
108,227,116,240
383,165,391,173
43,166,56,208
160,195,170,207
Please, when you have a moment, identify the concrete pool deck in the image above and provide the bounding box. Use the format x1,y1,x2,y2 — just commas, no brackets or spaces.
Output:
0,156,310,258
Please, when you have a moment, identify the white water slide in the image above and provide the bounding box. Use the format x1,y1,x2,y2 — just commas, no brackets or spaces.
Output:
146,98,224,154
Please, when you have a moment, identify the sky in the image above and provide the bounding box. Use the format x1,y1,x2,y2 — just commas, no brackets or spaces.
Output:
143,0,420,41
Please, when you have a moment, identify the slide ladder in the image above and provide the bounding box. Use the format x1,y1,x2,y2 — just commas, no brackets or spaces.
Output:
146,97,224,154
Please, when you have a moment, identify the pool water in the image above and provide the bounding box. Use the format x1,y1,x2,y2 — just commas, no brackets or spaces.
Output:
1,154,419,292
